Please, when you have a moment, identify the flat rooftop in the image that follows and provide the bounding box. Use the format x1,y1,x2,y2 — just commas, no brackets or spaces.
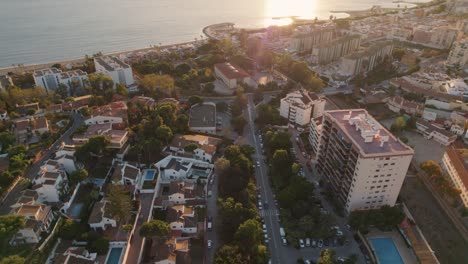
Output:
95,56,129,71
189,103,216,128
326,109,414,157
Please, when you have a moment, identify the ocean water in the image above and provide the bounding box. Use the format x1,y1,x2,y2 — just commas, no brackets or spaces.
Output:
0,0,430,67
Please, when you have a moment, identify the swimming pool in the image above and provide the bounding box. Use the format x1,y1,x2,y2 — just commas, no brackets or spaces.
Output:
369,237,404,264
144,169,156,180
106,247,123,264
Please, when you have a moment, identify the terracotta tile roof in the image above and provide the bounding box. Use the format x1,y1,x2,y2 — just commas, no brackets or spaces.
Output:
215,62,250,79
32,117,49,130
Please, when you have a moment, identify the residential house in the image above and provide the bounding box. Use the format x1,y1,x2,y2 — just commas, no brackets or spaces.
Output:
33,166,68,203
10,190,39,209
151,236,191,264
85,101,128,125
156,155,214,181
0,109,9,121
73,123,128,150
111,162,141,186
10,203,55,245
88,200,117,231
13,120,30,144
451,124,465,136
167,205,197,234
31,117,49,135
53,246,98,264
386,96,423,116
167,134,221,162
15,102,40,116
130,96,157,110
416,119,457,146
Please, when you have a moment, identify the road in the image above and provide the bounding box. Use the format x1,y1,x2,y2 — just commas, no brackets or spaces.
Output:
244,96,365,263
246,95,298,263
0,112,84,214
205,170,219,263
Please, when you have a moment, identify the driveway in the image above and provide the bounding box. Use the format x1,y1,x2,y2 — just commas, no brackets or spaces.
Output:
0,113,84,214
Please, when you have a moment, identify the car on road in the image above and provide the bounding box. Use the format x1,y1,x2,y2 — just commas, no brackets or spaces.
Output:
264,202,269,209
258,201,262,210
282,238,287,245
262,224,267,233
207,240,212,249
299,239,305,248
208,190,212,197
318,239,323,248
207,221,212,231
336,230,343,236
304,260,311,264
256,161,260,167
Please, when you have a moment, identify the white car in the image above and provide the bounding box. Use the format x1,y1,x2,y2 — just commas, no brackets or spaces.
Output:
207,240,212,249
299,239,305,248
256,161,260,167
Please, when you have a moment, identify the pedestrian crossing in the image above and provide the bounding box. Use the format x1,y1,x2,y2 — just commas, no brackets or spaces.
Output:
259,209,279,217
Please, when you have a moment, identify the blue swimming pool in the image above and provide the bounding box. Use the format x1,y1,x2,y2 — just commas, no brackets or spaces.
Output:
144,169,156,180
106,247,123,264
369,237,404,264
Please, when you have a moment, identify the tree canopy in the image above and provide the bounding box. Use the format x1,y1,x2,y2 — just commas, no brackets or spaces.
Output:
106,184,133,224
139,219,170,240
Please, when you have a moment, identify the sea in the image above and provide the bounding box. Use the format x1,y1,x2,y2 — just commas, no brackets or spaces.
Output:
0,0,431,67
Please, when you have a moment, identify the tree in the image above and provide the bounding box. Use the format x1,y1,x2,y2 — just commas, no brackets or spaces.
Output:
184,143,199,153
234,219,262,254
106,184,133,224
215,158,230,174
139,220,170,241
214,245,247,264
392,48,406,61
58,219,84,240
391,116,406,134
75,135,109,163
115,83,128,96
88,237,109,254
187,95,204,106
0,132,15,153
344,254,358,264
231,115,247,134
318,249,337,264
56,83,69,99
69,169,89,185
0,214,24,241
139,74,174,97
0,255,25,264
420,160,443,178
155,125,173,143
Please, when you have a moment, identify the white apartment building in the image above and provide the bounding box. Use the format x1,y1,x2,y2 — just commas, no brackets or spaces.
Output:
308,117,323,158
446,38,468,69
280,90,326,127
316,109,414,212
442,148,468,207
94,56,135,87
33,68,87,93
33,165,68,203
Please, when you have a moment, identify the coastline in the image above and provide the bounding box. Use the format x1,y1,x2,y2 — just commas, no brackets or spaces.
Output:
0,40,200,76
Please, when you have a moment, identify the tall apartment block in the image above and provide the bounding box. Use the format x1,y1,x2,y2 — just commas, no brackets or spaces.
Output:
94,56,135,87
316,110,414,212
442,148,468,207
446,38,468,69
289,24,336,53
339,41,393,77
311,35,361,65
280,90,326,127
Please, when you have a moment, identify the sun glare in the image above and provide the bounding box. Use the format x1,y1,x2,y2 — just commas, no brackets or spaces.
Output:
264,0,317,26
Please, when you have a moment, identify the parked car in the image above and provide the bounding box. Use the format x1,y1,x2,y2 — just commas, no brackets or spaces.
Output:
207,240,212,249
311,239,317,248
305,238,311,247
262,224,267,233
318,239,323,248
299,239,305,248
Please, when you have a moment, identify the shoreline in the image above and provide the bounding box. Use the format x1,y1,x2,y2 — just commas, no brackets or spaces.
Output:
0,40,201,75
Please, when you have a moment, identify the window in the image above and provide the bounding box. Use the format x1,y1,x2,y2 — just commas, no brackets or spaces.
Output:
376,169,380,172
391,163,395,165
385,157,390,160
384,163,388,166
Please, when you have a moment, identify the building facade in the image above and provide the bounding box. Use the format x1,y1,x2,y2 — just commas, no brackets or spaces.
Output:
94,56,135,87
339,42,393,77
446,38,468,69
33,68,87,93
280,90,326,127
442,148,468,207
311,35,361,65
316,110,414,212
